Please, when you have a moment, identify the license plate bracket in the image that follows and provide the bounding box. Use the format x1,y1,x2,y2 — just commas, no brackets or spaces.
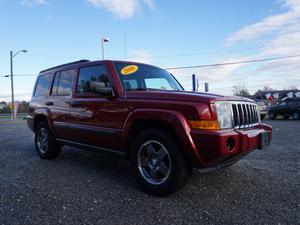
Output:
258,131,270,150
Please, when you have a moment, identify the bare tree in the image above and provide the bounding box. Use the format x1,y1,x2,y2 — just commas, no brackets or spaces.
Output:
287,85,298,90
232,83,250,97
262,86,274,91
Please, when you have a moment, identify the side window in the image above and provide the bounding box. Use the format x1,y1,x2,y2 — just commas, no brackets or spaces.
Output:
279,101,287,106
34,73,52,97
51,72,60,95
51,70,74,96
77,65,110,94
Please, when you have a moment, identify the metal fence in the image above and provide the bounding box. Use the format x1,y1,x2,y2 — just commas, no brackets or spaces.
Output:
0,113,28,121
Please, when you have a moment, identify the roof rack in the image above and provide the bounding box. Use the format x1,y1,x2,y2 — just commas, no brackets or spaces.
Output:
40,59,90,74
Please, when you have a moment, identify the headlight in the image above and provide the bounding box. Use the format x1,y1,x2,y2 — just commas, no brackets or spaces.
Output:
257,104,263,110
215,101,233,129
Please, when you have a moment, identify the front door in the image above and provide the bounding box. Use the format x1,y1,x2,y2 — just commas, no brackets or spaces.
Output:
68,64,128,151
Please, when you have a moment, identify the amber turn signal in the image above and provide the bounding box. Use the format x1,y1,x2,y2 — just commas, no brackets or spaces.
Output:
189,120,220,130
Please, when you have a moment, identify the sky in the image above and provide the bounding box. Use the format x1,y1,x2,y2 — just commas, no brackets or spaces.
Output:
0,0,299,102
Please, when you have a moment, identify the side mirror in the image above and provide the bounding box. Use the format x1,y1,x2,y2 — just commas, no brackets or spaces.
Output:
90,81,114,96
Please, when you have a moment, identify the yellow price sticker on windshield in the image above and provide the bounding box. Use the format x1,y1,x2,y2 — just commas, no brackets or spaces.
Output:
121,65,138,75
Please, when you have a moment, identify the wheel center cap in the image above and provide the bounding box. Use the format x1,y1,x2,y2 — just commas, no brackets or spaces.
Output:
149,157,160,169
152,158,158,165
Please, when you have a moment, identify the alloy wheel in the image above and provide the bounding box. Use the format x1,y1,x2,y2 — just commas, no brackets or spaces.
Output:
137,140,171,185
37,128,48,154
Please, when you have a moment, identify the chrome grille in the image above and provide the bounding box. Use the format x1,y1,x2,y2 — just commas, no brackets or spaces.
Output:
231,102,259,129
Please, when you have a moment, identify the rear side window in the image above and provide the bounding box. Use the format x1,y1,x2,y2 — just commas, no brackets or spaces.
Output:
51,72,60,95
34,73,52,97
77,65,110,94
51,70,75,96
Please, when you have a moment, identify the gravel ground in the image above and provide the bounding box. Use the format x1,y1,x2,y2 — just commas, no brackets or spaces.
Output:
0,119,299,225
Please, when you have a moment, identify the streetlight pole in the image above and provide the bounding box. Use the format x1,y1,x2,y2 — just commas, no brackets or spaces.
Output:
9,50,27,120
101,37,109,60
10,51,15,120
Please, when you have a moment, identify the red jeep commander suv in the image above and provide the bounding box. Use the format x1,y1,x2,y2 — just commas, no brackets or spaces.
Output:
27,60,272,195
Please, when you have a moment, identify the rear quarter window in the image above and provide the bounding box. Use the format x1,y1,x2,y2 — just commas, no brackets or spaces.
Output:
34,73,52,97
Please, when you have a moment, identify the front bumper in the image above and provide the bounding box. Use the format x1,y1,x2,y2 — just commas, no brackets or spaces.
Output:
190,123,272,168
260,110,268,115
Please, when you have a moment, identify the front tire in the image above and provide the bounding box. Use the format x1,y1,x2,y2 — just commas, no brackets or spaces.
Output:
268,112,276,120
35,121,61,159
130,129,191,196
292,111,299,120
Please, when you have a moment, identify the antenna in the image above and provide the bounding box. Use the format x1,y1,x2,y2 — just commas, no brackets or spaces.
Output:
124,34,127,60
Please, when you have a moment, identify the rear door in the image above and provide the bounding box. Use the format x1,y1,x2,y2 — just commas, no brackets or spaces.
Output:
47,69,76,140
276,101,290,115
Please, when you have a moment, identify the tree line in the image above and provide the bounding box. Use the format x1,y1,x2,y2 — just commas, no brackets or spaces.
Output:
232,84,298,97
0,101,29,114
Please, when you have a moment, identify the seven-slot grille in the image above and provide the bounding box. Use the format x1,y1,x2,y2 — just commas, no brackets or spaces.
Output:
231,102,259,129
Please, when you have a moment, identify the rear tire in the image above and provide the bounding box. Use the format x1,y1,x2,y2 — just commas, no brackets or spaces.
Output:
130,129,192,196
35,121,61,159
292,111,299,120
268,112,276,120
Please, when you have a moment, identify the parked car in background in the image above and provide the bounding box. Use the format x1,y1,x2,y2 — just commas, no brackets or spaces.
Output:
254,99,268,120
268,97,300,120
26,60,272,195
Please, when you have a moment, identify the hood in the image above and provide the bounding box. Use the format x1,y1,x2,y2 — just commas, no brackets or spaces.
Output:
124,90,254,104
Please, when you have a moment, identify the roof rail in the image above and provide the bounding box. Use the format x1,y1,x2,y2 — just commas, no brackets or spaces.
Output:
40,59,90,74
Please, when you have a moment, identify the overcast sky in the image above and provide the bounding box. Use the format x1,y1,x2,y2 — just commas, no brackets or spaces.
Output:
0,0,299,101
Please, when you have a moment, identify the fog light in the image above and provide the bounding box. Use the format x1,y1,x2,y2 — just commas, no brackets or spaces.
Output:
226,137,235,152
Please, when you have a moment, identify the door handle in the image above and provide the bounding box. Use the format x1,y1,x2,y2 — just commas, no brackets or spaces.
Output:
45,101,53,106
71,101,82,107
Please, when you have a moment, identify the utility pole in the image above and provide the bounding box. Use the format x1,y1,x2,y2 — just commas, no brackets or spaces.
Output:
10,51,15,120
192,74,196,91
9,50,27,120
205,82,209,92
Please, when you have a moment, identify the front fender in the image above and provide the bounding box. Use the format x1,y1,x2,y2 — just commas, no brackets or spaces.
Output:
120,109,204,166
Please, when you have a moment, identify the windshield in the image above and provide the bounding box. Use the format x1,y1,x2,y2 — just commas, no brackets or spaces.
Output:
114,62,183,91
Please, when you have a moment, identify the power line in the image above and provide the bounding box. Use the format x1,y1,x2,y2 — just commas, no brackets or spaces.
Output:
1,54,300,78
26,46,265,60
139,46,265,59
13,75,37,77
1,75,37,77
165,54,300,70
